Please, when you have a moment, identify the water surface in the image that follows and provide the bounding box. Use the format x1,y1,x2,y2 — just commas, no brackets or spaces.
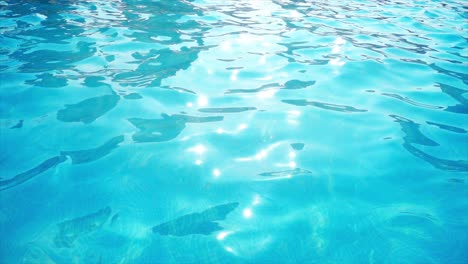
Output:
0,0,467,263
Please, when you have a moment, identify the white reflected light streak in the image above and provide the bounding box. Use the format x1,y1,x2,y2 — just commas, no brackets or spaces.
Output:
287,110,301,116
214,124,249,135
235,142,281,162
224,246,236,254
238,123,248,131
257,89,277,99
188,144,206,155
256,75,273,81
330,58,345,66
255,150,268,160
217,231,233,241
330,36,346,66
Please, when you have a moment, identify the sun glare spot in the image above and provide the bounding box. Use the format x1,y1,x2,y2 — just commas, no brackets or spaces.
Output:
289,161,297,168
217,231,232,240
197,95,208,106
189,144,206,155
243,208,253,218
238,123,248,130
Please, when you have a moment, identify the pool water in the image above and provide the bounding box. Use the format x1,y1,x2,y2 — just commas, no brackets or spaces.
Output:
0,0,467,263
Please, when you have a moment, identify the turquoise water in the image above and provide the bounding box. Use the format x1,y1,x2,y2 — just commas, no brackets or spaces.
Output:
0,0,467,263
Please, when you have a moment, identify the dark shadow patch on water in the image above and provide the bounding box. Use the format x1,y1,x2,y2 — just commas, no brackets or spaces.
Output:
110,213,120,227
57,94,120,124
290,143,305,151
258,168,312,177
55,207,111,248
282,99,367,113
152,202,239,236
160,85,196,94
448,178,464,183
225,80,315,94
4,0,95,76
283,80,316,90
14,42,96,73
122,0,205,45
128,115,187,143
123,93,142,100
113,47,202,87
226,66,244,70
198,107,256,113
426,121,467,134
171,114,224,123
390,115,439,146
61,135,124,164
25,73,68,88
391,115,468,172
83,76,110,88
128,114,223,143
438,83,468,114
381,92,443,110
0,155,67,192
225,83,281,94
9,119,23,129
430,64,468,85
403,143,468,172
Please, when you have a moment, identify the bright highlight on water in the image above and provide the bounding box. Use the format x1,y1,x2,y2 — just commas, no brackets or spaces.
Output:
0,0,467,263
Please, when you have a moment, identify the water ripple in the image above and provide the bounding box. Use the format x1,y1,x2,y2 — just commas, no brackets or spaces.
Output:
282,99,367,113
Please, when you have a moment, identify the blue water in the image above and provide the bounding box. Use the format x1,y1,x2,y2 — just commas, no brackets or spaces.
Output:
0,0,467,263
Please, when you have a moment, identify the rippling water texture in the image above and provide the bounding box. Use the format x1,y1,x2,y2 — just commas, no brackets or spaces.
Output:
0,0,467,263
